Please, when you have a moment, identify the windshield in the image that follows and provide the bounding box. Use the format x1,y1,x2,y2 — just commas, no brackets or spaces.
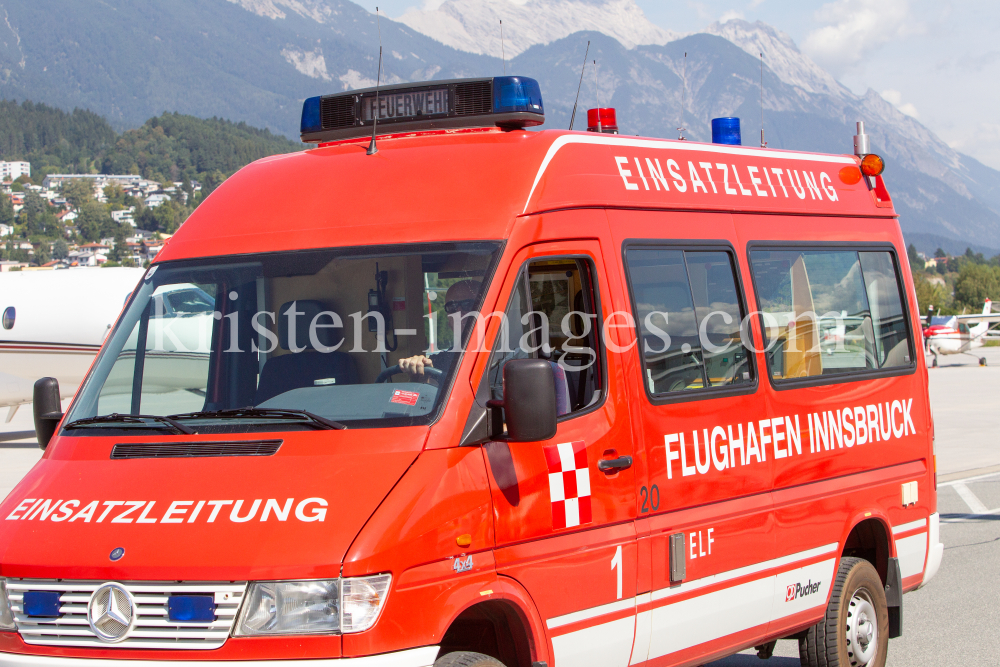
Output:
64,242,500,433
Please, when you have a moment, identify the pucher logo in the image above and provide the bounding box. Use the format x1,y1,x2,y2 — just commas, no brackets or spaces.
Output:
786,579,821,602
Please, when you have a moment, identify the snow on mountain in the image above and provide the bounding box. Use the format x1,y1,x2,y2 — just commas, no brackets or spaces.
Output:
704,19,846,98
225,0,342,23
397,0,678,58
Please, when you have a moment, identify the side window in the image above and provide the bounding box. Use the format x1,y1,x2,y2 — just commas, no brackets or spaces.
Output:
625,247,752,396
749,248,912,381
487,258,603,417
859,251,912,368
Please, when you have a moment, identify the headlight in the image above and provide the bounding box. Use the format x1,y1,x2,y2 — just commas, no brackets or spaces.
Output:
236,580,339,636
0,580,15,631
235,574,390,637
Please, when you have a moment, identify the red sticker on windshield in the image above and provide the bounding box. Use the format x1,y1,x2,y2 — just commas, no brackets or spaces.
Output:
390,389,420,406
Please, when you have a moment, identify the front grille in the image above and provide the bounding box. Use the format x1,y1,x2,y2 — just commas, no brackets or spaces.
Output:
454,81,492,116
321,95,355,129
111,440,282,460
7,580,247,649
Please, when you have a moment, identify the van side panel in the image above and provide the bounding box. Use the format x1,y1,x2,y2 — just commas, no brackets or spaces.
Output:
605,209,781,665
734,213,935,594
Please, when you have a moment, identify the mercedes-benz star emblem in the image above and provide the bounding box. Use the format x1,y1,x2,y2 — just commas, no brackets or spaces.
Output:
109,547,125,561
88,583,136,643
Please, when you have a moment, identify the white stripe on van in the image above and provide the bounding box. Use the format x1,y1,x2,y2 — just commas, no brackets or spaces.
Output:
643,558,836,663
650,542,838,602
891,517,927,534
547,596,635,629
545,542,838,652
896,532,928,579
522,134,857,214
551,615,636,667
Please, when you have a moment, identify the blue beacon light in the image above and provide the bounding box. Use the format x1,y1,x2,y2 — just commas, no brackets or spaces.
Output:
712,117,742,145
301,96,322,135
492,76,544,114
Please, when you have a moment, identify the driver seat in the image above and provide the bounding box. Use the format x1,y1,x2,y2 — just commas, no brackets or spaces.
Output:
255,300,359,404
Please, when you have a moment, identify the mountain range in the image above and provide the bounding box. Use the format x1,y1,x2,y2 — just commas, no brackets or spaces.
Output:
0,0,997,254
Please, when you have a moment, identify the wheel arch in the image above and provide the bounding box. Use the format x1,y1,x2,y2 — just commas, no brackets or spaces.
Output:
840,514,892,585
436,575,548,667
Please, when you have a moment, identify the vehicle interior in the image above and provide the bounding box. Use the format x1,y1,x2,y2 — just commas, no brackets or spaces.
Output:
68,243,501,429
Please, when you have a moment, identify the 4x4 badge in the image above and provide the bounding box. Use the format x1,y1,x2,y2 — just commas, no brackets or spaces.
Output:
453,555,473,573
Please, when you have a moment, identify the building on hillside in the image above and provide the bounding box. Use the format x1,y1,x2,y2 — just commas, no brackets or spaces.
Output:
127,229,158,242
144,194,170,208
68,242,110,267
924,258,938,269
0,224,12,237
0,261,28,272
144,193,171,208
111,208,136,226
0,161,30,181
40,260,70,269
41,174,142,190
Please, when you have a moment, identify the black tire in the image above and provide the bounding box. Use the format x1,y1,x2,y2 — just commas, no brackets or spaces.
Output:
433,652,506,667
798,557,889,667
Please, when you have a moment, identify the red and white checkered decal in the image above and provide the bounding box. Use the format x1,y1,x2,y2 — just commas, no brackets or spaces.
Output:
543,440,592,529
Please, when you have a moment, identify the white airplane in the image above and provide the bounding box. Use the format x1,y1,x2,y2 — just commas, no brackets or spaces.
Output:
923,299,1000,367
0,267,146,421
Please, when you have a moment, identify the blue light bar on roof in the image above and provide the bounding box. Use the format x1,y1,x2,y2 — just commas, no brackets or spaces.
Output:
493,76,543,115
301,96,322,135
300,76,545,144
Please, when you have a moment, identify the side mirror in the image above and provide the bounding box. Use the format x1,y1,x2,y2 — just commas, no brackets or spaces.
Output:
489,359,557,442
33,377,63,451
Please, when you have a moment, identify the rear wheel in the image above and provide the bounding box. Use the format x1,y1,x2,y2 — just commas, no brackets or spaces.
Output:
799,557,888,667
434,652,507,667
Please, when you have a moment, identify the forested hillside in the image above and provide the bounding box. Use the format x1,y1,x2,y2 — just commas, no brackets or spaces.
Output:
0,100,301,186
0,101,303,264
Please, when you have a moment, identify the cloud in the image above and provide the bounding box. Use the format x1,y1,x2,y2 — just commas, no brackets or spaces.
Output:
687,1,715,23
719,10,744,23
802,0,921,77
881,89,919,118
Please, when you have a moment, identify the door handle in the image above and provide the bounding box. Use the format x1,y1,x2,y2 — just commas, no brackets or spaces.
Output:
597,455,633,472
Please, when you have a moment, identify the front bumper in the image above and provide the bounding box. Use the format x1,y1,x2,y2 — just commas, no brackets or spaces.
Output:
0,647,440,667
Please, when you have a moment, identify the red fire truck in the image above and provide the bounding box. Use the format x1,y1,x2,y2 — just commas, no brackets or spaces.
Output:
0,76,940,667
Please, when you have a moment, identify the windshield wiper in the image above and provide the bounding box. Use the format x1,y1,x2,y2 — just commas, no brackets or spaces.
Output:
64,413,196,435
170,408,347,430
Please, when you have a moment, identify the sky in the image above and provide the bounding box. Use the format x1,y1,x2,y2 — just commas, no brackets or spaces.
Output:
352,0,1000,171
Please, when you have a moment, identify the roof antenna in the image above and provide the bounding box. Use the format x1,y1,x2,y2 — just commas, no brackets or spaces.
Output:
500,20,506,75
759,52,767,148
569,40,590,130
677,51,687,140
367,7,383,156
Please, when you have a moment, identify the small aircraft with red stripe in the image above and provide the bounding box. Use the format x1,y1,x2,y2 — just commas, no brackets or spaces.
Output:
922,299,1000,366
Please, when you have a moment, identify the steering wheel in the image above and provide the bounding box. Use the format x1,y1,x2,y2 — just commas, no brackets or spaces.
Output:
376,364,445,383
